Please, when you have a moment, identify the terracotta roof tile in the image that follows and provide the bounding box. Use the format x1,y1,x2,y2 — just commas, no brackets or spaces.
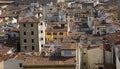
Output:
9,28,19,33
19,17,40,23
0,13,17,18
0,1,14,4
46,28,67,32
19,12,26,17
24,56,75,66
0,53,25,62
61,42,76,50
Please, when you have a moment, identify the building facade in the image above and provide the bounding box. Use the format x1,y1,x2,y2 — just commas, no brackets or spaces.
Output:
0,58,24,69
19,17,45,52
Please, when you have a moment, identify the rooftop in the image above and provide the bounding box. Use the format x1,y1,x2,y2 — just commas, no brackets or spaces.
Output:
19,16,41,23
24,56,75,66
61,42,76,50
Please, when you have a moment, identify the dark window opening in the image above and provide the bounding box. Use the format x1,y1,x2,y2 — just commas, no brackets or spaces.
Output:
31,24,33,27
19,63,23,67
31,39,34,43
47,32,51,35
24,39,27,43
83,62,86,66
32,46,34,50
50,8,52,11
98,67,103,69
40,23,43,25
59,32,63,35
41,30,43,33
41,44,43,47
31,31,34,35
53,32,57,35
13,34,16,37
25,46,27,50
97,27,99,30
83,53,86,55
41,38,43,40
23,24,26,27
24,32,26,35
54,38,57,40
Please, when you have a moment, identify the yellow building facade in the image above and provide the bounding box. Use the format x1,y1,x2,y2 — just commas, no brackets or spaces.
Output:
45,29,68,41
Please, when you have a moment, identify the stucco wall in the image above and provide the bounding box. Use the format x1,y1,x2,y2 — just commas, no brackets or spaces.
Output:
4,58,24,69
87,48,104,69
20,23,39,52
0,61,4,69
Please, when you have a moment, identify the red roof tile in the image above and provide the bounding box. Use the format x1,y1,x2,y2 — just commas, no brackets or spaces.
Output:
24,56,75,66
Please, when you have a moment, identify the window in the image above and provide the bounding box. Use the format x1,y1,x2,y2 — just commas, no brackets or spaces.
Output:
24,46,27,50
83,62,86,66
40,23,43,25
32,46,34,50
24,39,27,43
41,30,43,33
91,41,96,44
31,39,34,43
23,24,26,27
13,34,16,37
53,38,57,40
19,63,23,67
60,38,63,41
41,44,43,47
47,32,51,35
98,67,103,69
64,50,72,56
31,31,34,35
24,31,26,35
59,32,63,35
53,32,57,35
97,27,99,30
83,53,86,55
41,38,43,40
89,18,91,21
31,23,33,27
50,8,52,11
